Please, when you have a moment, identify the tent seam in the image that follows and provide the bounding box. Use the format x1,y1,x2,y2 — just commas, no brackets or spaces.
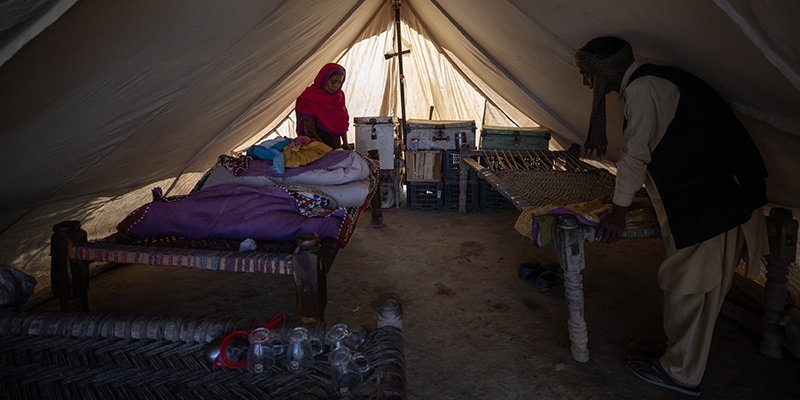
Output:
403,3,514,127
164,0,371,195
424,0,583,141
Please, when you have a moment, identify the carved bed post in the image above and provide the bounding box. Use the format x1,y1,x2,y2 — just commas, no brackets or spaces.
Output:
367,149,383,227
293,232,326,323
760,207,798,358
555,214,590,362
50,221,90,312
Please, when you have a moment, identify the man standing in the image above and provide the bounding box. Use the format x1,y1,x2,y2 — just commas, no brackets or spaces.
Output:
574,36,769,396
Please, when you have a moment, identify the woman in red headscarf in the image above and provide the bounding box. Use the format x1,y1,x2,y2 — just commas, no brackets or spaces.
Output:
295,63,351,150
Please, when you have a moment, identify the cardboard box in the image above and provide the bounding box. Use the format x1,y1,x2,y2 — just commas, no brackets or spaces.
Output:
405,150,442,182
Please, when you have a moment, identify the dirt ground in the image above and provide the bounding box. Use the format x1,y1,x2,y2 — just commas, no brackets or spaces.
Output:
29,207,800,399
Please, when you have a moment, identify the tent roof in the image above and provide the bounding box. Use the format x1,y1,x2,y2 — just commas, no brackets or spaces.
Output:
1,0,799,287
2,0,799,215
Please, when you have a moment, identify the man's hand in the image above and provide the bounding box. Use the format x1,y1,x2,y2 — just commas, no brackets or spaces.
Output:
595,204,628,244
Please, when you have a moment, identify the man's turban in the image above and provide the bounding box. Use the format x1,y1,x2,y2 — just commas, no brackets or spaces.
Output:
574,43,634,155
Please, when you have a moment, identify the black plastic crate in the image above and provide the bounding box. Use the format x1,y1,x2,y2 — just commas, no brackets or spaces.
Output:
408,182,443,211
442,151,477,182
443,181,479,211
479,180,515,210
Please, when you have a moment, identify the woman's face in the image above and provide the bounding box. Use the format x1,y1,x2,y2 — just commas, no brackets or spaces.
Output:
323,72,344,94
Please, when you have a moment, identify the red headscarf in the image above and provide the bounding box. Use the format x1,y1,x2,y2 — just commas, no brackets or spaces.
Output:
295,63,349,137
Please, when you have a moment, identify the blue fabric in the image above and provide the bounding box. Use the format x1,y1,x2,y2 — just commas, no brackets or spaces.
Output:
271,153,285,174
246,137,291,161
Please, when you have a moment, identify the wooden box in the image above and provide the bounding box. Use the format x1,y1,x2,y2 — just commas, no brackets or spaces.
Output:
405,119,476,151
480,125,551,150
405,150,442,182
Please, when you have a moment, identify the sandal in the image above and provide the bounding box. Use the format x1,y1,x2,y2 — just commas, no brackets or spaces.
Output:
626,340,667,358
518,261,546,282
625,357,701,397
535,270,564,292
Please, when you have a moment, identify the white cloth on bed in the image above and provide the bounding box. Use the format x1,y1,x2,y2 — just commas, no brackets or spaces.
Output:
201,151,373,208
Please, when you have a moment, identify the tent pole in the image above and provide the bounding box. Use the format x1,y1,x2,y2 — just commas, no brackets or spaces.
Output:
393,1,407,144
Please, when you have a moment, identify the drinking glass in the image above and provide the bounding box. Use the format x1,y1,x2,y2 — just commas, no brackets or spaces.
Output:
285,327,323,373
246,328,283,373
326,323,365,352
329,346,370,397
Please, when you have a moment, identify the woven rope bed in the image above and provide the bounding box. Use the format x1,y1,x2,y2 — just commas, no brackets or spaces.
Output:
50,222,347,324
48,151,383,323
0,310,406,399
460,149,661,239
457,149,660,363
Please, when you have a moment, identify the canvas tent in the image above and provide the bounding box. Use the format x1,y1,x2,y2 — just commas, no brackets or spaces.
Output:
1,0,800,301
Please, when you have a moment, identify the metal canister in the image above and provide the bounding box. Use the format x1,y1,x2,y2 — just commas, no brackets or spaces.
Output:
455,132,465,150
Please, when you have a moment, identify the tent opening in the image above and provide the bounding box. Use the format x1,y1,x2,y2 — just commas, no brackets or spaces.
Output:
238,17,541,153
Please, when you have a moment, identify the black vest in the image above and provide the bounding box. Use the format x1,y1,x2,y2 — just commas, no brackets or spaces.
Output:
627,64,768,249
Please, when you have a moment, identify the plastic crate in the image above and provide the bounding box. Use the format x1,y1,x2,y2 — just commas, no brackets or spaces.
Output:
443,181,479,211
408,182,443,211
442,151,477,182
479,180,515,210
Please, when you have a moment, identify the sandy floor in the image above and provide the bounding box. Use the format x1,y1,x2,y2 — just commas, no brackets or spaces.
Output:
30,207,800,399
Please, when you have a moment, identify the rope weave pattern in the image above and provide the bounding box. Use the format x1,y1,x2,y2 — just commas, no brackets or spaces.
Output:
0,311,406,399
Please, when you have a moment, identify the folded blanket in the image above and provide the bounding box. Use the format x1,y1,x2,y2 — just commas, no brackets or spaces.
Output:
201,151,373,207
284,141,332,169
118,185,348,243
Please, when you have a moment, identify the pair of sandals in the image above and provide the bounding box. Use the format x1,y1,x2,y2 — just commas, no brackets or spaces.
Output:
517,261,563,292
626,340,701,397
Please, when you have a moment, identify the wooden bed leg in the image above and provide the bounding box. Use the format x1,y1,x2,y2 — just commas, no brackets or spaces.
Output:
50,221,90,312
555,214,590,362
760,208,797,358
293,233,327,323
368,149,383,227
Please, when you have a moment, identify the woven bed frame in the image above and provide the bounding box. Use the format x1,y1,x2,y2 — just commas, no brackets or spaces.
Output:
50,178,383,323
457,148,798,364
0,308,406,399
457,148,661,362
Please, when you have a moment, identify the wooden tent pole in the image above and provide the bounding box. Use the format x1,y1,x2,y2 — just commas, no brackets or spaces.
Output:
393,1,407,144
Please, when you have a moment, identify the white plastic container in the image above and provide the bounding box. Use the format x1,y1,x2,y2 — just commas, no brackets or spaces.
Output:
354,116,398,170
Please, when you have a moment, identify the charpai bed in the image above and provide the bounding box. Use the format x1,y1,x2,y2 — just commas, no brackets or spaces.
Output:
456,148,661,362
0,304,406,399
51,149,380,323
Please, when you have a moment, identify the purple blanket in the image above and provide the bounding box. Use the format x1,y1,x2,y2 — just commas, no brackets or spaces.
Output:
118,184,347,242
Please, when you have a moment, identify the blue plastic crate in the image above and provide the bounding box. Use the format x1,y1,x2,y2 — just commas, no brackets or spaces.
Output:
442,151,477,182
408,182,443,211
479,180,515,210
443,181,479,211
